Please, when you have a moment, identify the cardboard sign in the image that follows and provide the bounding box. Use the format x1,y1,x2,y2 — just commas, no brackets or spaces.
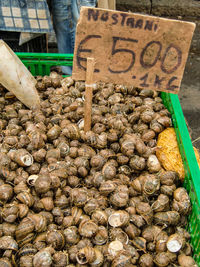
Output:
72,7,195,94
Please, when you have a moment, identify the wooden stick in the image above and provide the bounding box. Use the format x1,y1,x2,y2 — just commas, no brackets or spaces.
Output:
84,57,95,132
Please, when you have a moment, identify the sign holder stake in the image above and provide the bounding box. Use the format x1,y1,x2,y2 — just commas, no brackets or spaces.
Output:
84,57,95,133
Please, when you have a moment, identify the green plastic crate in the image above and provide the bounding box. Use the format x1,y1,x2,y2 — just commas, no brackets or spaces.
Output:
17,52,200,265
16,52,73,76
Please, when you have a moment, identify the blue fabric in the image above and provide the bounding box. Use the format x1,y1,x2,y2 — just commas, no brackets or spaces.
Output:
52,0,97,75
0,0,53,33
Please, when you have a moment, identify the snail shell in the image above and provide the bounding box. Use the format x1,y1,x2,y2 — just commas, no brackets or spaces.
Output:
9,149,33,167
71,207,83,225
93,226,108,245
17,244,37,257
129,155,146,171
53,251,69,267
91,210,108,225
132,236,146,251
64,226,80,245
108,210,130,227
111,251,132,267
16,191,34,207
2,222,16,237
151,194,170,212
70,188,88,207
102,162,116,180
135,202,153,224
79,220,98,238
33,248,53,267
28,214,47,233
19,255,34,267
124,223,141,239
154,252,170,267
34,173,51,194
109,228,129,245
76,246,96,264
2,204,18,223
110,188,129,208
15,217,35,241
0,258,12,267
62,123,80,140
0,236,18,251
18,233,35,248
46,230,65,250
108,240,123,258
0,184,13,202
154,211,180,225
166,233,185,253
139,253,154,267
90,248,104,267
99,180,116,196
14,181,29,194
40,197,54,211
47,125,61,141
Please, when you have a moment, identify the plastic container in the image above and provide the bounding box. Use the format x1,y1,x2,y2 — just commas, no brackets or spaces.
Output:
16,52,73,76
16,52,200,265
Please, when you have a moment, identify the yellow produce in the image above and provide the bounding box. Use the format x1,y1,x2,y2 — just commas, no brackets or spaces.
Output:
156,128,200,180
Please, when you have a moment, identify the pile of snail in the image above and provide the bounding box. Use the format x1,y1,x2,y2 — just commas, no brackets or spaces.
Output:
0,72,197,267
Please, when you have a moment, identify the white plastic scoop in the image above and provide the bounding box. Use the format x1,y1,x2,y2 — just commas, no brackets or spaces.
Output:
0,40,40,109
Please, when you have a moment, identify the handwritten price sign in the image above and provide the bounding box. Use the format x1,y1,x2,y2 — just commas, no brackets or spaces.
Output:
72,7,195,93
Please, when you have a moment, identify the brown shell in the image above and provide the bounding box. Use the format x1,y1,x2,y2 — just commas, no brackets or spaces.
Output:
2,222,16,237
79,220,98,238
0,258,13,267
121,139,135,157
151,194,170,212
14,181,29,194
70,188,88,207
143,175,160,196
154,252,170,267
129,155,146,171
93,226,108,245
154,211,180,226
2,204,18,223
33,248,52,267
10,149,33,167
34,173,51,194
62,123,80,140
111,251,131,267
40,197,54,211
16,191,34,207
102,162,117,180
19,255,34,267
0,184,13,202
124,223,141,240
135,202,153,224
46,230,65,250
47,125,61,141
0,236,18,251
99,180,116,196
15,217,35,241
91,210,108,225
110,191,129,208
53,251,69,267
109,228,129,245
132,236,146,251
28,214,47,233
71,207,83,225
108,210,130,227
64,226,80,245
139,253,154,267
76,246,96,264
